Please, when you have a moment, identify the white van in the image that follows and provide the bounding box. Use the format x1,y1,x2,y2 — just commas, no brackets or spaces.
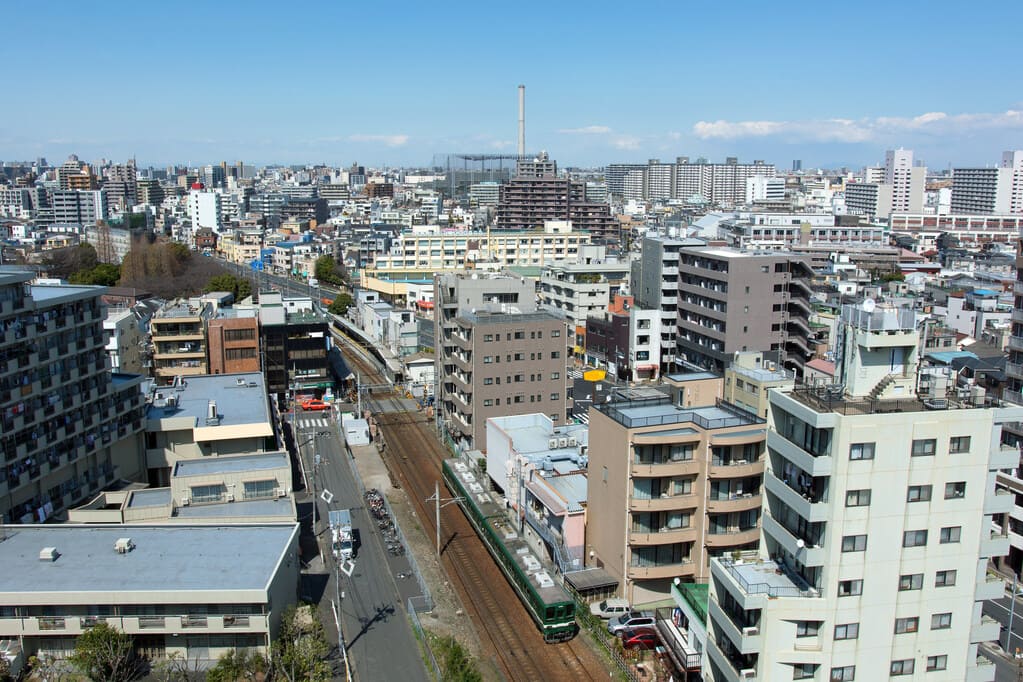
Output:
589,598,631,620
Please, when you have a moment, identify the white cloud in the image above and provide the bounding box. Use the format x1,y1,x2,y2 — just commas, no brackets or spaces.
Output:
692,110,1023,142
611,135,641,150
348,134,410,147
558,125,612,135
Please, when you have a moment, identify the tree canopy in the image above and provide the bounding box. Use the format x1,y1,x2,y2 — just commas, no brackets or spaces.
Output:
313,255,349,287
68,622,138,681
271,605,331,682
69,263,121,287
327,292,353,316
205,273,253,302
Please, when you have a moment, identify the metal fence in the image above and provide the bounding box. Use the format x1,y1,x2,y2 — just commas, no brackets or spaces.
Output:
572,593,640,682
408,597,442,680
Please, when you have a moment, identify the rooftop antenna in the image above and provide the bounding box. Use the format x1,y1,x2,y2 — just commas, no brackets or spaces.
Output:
517,84,526,160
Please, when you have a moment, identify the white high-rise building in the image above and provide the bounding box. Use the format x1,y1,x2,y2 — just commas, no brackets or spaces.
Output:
188,189,223,233
884,148,926,214
951,150,1023,215
745,176,786,204
705,303,1018,682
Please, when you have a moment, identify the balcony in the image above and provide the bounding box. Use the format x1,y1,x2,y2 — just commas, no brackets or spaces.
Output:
976,572,1005,601
38,616,66,631
1009,336,1023,354
629,526,698,546
708,459,764,479
630,493,698,512
763,472,829,523
980,529,1010,558
707,494,762,514
705,634,757,682
766,431,832,476
970,615,1000,643
966,651,997,682
985,488,1014,515
708,597,761,655
631,459,701,478
628,560,696,580
991,444,1021,471
137,616,167,629
705,526,761,548
761,513,826,566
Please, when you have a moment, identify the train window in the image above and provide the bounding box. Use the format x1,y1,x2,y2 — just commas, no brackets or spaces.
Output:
546,607,555,620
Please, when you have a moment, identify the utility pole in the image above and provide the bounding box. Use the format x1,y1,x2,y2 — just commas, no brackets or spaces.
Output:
1010,575,1019,654
427,480,463,556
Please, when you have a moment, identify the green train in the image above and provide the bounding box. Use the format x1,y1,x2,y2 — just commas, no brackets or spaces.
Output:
442,458,578,643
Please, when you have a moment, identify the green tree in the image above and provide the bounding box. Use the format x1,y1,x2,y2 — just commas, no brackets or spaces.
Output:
314,255,348,287
206,649,267,682
271,605,331,682
69,263,121,286
327,293,353,316
68,622,137,681
432,635,482,682
205,273,253,302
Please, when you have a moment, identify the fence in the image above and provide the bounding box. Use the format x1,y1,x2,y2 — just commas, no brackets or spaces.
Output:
572,593,640,682
408,597,442,680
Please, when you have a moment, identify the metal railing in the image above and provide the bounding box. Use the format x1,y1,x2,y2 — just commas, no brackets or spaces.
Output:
407,598,441,680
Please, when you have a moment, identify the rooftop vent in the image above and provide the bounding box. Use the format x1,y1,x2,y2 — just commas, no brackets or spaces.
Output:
206,400,220,426
114,538,134,554
39,547,59,562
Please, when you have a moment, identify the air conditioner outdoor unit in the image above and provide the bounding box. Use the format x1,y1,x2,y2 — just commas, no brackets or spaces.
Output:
181,497,190,506
740,670,756,680
548,438,559,449
225,493,235,502
567,437,577,446
558,438,568,448
277,488,287,498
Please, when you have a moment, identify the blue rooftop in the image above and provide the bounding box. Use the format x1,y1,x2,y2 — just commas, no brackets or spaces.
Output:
926,351,978,365
174,452,289,478
175,497,294,519
128,488,171,508
147,373,271,431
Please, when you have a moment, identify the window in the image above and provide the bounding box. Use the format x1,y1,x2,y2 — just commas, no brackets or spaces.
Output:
834,623,859,640
483,378,494,385
190,484,225,504
793,663,818,679
242,479,276,499
907,485,932,502
513,396,523,404
899,573,923,591
224,328,255,341
903,530,928,547
841,535,867,552
894,617,918,634
945,481,966,499
483,334,493,342
849,442,875,460
838,579,862,597
551,329,561,338
911,438,936,457
514,331,525,340
926,655,947,672
550,372,560,380
931,612,952,630
796,621,821,637
845,489,871,507
935,570,957,587
949,436,971,454
830,665,855,681
483,356,493,364
551,351,560,359
550,393,559,401
225,348,257,360
514,353,524,361
890,659,914,676
939,526,961,544
483,399,493,407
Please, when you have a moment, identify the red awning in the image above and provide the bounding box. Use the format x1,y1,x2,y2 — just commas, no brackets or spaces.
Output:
416,300,434,309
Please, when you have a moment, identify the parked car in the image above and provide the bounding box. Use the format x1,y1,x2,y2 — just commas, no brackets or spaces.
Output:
301,399,329,411
589,598,631,620
619,627,659,650
608,611,655,635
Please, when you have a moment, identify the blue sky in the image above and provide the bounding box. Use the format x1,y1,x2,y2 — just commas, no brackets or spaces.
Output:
2,1,1022,170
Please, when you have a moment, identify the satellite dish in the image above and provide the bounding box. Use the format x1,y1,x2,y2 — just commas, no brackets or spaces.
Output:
861,298,876,313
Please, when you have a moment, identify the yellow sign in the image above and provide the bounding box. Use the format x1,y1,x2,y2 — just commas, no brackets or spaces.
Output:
583,369,606,382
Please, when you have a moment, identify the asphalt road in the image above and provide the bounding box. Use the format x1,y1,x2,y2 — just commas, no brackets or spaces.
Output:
291,409,428,682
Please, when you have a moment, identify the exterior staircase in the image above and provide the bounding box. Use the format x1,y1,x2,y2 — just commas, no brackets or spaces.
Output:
869,374,896,400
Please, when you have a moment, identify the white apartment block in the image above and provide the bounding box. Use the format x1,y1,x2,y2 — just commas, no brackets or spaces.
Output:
845,182,893,219
718,213,886,250
951,151,1023,215
188,189,223,233
889,213,1023,252
745,176,786,204
885,148,926,214
705,303,1018,682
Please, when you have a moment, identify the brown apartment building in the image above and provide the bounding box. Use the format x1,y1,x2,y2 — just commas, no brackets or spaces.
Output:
207,310,260,375
587,388,766,605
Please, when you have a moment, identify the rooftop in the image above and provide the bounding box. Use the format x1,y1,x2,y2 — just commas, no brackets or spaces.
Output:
127,488,171,508
174,452,289,478
717,554,818,598
729,364,792,383
0,524,298,596
596,396,764,430
785,383,1004,416
146,373,272,434
175,497,294,519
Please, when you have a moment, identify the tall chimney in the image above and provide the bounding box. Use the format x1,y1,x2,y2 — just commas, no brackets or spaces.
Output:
517,84,525,160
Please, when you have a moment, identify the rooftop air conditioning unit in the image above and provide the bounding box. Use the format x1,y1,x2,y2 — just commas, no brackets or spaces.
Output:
558,438,568,448
277,488,287,498
181,497,190,506
548,438,559,449
225,493,235,502
567,437,577,447
114,538,134,554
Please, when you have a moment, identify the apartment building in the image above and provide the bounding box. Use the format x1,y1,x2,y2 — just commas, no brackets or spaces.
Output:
143,372,276,487
606,163,647,199
0,523,300,666
676,158,776,206
676,246,815,376
585,296,662,382
587,391,766,604
885,148,926,214
188,188,222,232
539,260,631,359
996,229,1023,574
890,213,1023,252
705,303,1018,682
150,300,214,381
632,234,691,373
718,213,885,250
0,271,147,524
435,272,567,450
249,291,332,399
50,189,108,228
207,309,260,375
951,151,1023,215
104,307,146,374
844,181,893,218
496,177,616,242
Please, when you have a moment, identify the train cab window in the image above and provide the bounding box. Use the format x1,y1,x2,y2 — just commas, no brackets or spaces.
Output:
546,607,555,619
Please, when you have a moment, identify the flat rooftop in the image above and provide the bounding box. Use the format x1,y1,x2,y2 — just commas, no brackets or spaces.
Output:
784,385,1006,416
0,524,298,595
596,396,763,430
174,452,289,478
127,488,171,508
147,373,272,431
717,555,818,598
175,497,294,519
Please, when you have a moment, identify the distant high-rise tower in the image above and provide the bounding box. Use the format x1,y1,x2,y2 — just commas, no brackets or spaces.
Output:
792,159,802,172
884,148,925,213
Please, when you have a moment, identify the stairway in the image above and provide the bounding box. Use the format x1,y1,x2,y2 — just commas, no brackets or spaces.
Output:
869,374,896,400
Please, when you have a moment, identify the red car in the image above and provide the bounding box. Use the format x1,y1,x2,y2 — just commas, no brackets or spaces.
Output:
619,627,658,650
301,399,329,411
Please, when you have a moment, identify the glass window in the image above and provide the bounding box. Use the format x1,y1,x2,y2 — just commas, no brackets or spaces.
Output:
931,612,952,630
899,573,924,591
890,659,914,676
926,655,947,672
830,665,855,681
935,570,957,587
945,481,966,499
838,579,862,597
242,479,276,499
907,485,932,502
849,442,874,460
190,484,225,504
894,617,918,634
796,621,821,637
911,438,936,457
834,623,859,640
841,535,867,552
793,663,818,680
845,489,871,507
948,436,971,454
939,526,961,544
903,530,928,547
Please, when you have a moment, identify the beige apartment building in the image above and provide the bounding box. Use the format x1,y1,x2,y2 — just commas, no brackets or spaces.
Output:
150,300,214,380
587,392,766,604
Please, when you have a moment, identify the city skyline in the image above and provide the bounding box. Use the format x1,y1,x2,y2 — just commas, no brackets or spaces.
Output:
2,1,1021,169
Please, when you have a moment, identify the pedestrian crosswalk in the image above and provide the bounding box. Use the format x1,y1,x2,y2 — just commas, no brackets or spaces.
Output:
574,413,590,425
569,369,583,380
295,417,331,430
